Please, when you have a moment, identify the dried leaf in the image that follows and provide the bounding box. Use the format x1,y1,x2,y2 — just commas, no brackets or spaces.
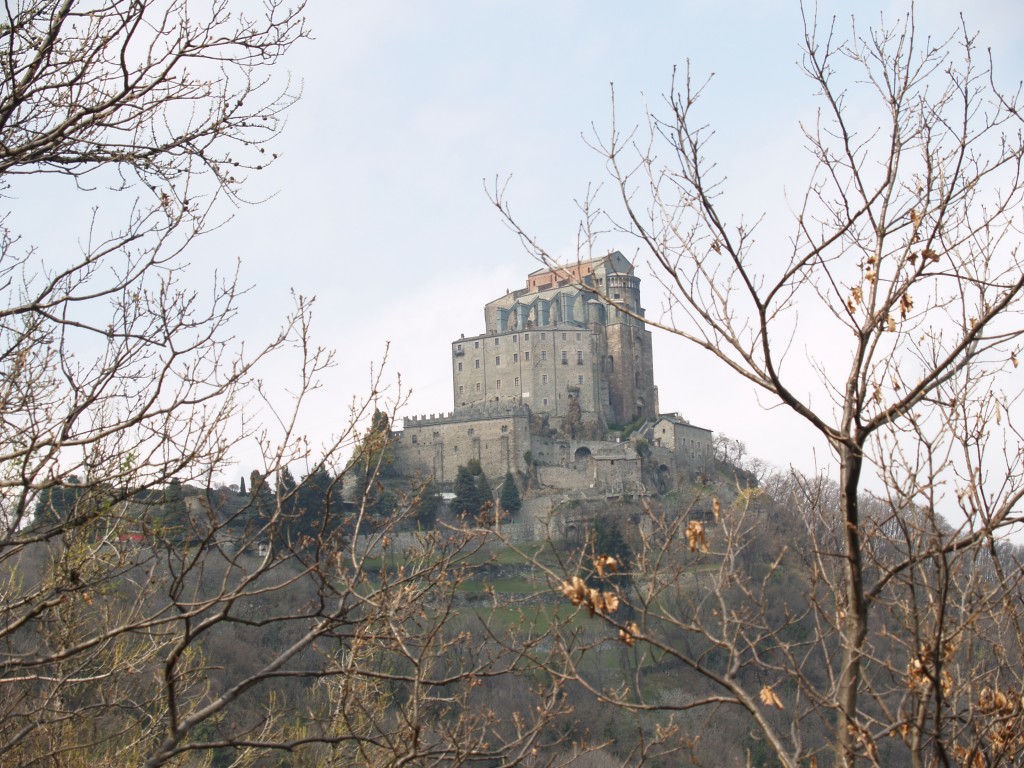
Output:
685,520,709,553
594,555,619,578
619,621,639,646
1012,353,1019,369
712,497,721,522
886,315,897,332
900,292,913,320
922,247,940,263
910,208,924,228
759,685,784,709
710,240,722,254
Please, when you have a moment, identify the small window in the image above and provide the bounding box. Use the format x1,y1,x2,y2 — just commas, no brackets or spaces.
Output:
577,351,583,365
496,379,502,389
495,337,500,345
501,425,508,433
457,343,463,351
514,376,520,386
576,332,582,341
495,356,500,366
541,351,547,362
433,431,440,437
525,351,531,361
562,332,567,340
411,435,418,444
475,359,480,369
512,334,518,342
468,428,475,435
458,385,465,394
542,374,548,384
541,332,546,340
543,398,549,406
578,375,584,385
525,332,530,340
457,362,463,371
513,353,519,363
561,351,568,365
474,340,480,349
475,383,481,392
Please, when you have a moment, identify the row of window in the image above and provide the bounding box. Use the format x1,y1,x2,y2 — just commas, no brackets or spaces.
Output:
455,331,586,354
457,349,587,371
457,374,586,395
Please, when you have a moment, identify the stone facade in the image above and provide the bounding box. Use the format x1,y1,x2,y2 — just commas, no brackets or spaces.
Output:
453,251,658,427
393,252,713,490
395,405,530,485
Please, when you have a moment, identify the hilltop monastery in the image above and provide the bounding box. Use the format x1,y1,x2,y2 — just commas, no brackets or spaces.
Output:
393,252,713,495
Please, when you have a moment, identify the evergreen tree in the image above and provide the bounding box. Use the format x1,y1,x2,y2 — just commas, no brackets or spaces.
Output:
499,472,522,516
33,476,85,526
476,472,493,507
291,467,336,543
451,465,481,518
413,480,441,528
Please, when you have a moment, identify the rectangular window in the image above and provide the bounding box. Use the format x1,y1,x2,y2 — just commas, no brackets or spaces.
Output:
514,377,519,386
458,385,464,394
474,340,480,349
513,353,518,363
543,398,548,406
525,351,531,361
468,428,475,435
457,362,463,371
541,332,546,340
501,425,508,433
512,334,518,342
576,332,582,341
411,435,418,444
495,337,500,345
577,351,583,365
561,351,568,365
562,332,567,340
524,333,530,340
495,356,500,366
475,359,480,369
457,343,464,351
578,375,584,385
541,351,547,362
433,431,440,438
496,379,502,389
475,383,481,392
542,374,548,384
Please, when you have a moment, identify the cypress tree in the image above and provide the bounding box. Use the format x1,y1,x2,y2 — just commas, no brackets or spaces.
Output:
499,471,521,515
452,465,481,517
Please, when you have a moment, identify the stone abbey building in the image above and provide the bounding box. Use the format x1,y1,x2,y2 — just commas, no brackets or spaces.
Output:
394,252,712,493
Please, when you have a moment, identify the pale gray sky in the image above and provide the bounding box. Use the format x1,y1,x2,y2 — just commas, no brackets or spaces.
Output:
12,0,1024,481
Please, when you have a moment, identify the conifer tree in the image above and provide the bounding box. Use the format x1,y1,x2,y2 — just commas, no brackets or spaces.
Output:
499,472,522,516
452,466,481,518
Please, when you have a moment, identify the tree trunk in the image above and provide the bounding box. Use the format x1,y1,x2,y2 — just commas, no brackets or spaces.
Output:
836,443,868,766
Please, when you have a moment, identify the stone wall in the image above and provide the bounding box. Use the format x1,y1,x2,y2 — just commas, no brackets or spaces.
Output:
394,407,530,485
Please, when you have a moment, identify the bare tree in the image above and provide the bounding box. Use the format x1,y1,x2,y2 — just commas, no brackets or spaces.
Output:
0,3,577,766
495,7,1024,767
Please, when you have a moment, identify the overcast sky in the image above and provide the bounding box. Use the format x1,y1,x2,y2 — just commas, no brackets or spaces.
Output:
14,0,1024,482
